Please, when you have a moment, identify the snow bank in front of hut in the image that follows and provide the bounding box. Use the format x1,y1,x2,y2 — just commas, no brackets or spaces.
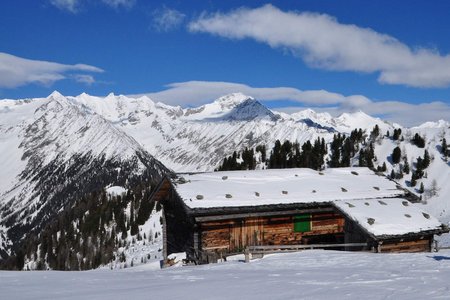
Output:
2,249,450,299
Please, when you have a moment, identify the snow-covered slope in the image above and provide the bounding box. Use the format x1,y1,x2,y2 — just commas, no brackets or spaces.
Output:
0,92,169,257
371,120,450,244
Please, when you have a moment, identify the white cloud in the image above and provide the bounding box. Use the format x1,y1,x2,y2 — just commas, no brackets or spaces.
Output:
189,5,450,88
152,7,185,32
101,0,136,9
73,74,95,85
138,81,344,106
50,0,135,13
0,52,103,88
50,0,80,13
132,80,450,127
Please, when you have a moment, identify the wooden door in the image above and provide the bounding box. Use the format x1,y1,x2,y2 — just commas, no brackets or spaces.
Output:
229,218,264,252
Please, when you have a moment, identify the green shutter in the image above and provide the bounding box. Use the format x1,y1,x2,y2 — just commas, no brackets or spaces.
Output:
293,214,311,232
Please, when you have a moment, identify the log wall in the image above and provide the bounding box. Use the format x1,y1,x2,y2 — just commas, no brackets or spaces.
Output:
379,237,432,253
199,212,345,253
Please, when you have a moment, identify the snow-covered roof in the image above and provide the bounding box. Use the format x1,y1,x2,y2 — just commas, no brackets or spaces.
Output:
174,168,405,209
334,198,444,237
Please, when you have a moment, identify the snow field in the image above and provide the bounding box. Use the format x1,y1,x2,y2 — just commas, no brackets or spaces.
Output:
2,249,450,300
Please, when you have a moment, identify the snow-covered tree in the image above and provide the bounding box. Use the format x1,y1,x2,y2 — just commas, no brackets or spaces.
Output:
430,179,439,197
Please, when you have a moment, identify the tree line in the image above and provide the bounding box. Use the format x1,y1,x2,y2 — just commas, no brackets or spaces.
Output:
0,181,159,271
216,125,436,193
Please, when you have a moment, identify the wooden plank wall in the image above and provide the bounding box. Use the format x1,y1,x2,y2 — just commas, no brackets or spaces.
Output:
199,212,345,253
379,238,431,253
201,220,233,250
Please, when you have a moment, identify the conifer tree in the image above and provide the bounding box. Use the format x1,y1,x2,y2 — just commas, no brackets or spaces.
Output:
358,149,367,167
403,160,410,174
422,150,431,169
392,147,401,164
298,141,310,168
320,138,327,156
419,182,425,194
412,133,425,148
312,138,325,170
329,134,343,167
130,222,139,236
416,156,424,172
441,138,448,158
367,142,375,168
410,172,417,187
341,138,353,167
390,169,396,179
269,140,283,168
393,128,402,141
370,125,380,141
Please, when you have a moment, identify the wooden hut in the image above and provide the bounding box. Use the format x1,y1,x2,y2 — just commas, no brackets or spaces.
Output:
151,168,448,264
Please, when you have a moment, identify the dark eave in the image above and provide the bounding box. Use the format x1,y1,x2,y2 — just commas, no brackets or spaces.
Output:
187,201,334,218
194,206,336,222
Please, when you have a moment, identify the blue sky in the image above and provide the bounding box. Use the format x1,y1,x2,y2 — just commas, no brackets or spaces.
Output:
1,1,449,125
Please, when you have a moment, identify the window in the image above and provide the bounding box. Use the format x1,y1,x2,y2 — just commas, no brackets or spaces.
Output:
293,214,311,232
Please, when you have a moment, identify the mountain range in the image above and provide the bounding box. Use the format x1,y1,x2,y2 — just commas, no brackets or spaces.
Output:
64,91,395,171
0,91,448,264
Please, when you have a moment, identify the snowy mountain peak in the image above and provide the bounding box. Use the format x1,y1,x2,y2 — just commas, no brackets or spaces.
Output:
39,91,74,114
415,119,449,129
77,92,90,98
183,93,254,120
213,92,254,106
291,108,332,121
334,110,392,133
289,109,335,132
221,98,279,121
337,110,370,120
299,108,316,115
47,90,65,100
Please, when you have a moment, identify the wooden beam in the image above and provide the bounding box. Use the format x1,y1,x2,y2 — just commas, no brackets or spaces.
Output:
194,207,335,222
202,245,229,251
248,243,367,251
